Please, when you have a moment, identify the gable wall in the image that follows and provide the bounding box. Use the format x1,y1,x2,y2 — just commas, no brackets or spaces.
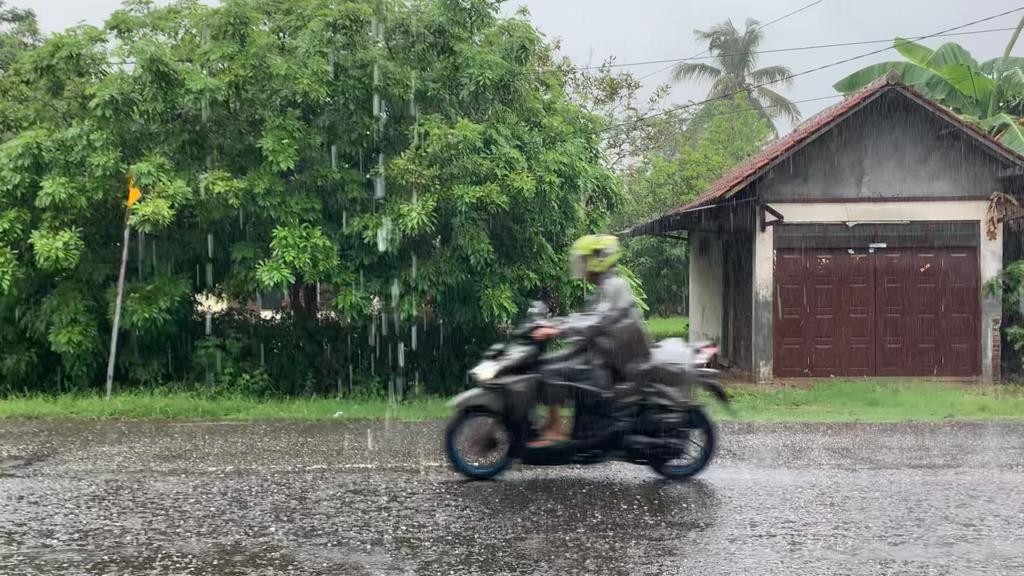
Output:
758,92,1009,203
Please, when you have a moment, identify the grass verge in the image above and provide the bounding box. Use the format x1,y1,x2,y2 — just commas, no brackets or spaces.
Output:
646,316,688,340
2,380,1024,423
0,392,450,422
708,380,1024,423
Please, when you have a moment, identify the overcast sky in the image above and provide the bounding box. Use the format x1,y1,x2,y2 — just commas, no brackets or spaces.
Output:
16,0,1024,133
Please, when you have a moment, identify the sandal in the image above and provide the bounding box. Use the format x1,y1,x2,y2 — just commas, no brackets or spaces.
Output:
528,433,569,448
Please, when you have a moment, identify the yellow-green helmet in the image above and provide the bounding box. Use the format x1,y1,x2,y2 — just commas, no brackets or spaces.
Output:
570,234,621,279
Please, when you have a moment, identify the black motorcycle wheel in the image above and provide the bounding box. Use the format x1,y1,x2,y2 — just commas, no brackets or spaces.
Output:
649,407,716,480
445,409,512,480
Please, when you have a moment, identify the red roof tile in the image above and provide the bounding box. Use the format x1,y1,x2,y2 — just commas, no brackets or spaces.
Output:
669,72,1024,215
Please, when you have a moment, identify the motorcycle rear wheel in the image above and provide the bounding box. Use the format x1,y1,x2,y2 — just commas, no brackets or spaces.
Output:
445,409,512,480
649,407,716,480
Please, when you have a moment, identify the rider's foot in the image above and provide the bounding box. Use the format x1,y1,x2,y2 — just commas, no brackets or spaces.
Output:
528,429,569,448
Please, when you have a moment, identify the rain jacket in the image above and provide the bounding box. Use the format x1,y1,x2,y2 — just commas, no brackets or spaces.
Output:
560,271,651,377
565,273,641,334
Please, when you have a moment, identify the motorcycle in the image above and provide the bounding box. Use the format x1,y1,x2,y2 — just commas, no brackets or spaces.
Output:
444,301,729,481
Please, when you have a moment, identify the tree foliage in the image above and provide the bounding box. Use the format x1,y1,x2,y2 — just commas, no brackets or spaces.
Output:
0,1,39,74
617,96,773,316
673,18,801,133
0,0,617,394
560,47,775,318
559,54,680,170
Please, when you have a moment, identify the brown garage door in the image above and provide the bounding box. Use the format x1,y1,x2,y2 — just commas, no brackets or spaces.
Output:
773,242,980,378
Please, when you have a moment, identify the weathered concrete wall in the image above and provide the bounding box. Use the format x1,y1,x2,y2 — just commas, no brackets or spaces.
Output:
982,221,1003,383
752,224,774,383
760,92,1006,203
754,200,1002,382
689,231,723,346
722,226,754,372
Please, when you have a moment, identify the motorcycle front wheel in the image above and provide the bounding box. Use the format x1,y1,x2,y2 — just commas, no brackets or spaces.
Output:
649,406,716,480
445,409,512,480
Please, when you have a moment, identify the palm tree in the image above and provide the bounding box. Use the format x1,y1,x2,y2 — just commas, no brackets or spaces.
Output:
672,18,800,133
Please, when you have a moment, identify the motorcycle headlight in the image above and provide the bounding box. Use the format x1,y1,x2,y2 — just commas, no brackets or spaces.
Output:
471,360,500,382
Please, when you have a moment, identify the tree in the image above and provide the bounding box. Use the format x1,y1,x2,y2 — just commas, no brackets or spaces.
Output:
558,54,680,170
617,96,773,316
0,1,39,74
834,37,1024,153
672,18,800,133
0,0,617,395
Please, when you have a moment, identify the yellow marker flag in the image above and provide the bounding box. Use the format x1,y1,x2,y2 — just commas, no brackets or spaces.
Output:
127,178,142,208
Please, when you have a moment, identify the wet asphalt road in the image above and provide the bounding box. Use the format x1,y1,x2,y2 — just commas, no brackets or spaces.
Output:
2,420,1023,576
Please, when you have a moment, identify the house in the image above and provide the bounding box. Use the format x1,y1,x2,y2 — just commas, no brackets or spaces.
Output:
626,73,1024,383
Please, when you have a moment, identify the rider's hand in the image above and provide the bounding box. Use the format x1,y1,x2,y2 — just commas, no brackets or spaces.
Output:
532,326,560,341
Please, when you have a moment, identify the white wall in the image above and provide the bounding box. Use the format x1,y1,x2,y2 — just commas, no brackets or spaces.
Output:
752,200,1002,382
753,224,774,383
689,231,723,345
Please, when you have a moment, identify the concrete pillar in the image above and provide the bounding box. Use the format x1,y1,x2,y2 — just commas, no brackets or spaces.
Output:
752,224,774,383
981,220,1003,383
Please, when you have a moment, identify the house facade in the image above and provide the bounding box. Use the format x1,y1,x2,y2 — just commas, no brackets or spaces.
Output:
628,75,1024,383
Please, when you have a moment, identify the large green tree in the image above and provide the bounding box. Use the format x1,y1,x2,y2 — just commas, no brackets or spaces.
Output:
672,18,800,133
0,0,616,395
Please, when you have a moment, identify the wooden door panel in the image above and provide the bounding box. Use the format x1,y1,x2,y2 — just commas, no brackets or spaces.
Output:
875,252,907,376
941,250,980,376
843,253,874,375
774,251,808,377
806,252,843,376
909,252,942,375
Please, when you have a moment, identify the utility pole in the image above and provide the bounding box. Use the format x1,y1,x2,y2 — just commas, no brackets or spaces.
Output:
105,179,142,400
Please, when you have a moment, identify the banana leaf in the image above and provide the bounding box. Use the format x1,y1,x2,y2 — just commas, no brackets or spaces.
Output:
925,42,981,72
981,56,1024,75
832,62,908,93
981,113,1024,154
937,63,993,107
893,37,934,67
981,112,1017,131
998,125,1024,155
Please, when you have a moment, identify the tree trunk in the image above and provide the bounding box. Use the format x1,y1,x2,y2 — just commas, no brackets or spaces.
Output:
105,223,131,400
289,279,319,323
1004,16,1024,59
989,16,1024,117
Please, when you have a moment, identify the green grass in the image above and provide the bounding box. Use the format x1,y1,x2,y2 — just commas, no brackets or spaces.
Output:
0,392,450,422
708,380,1024,423
647,316,689,339
2,380,1024,422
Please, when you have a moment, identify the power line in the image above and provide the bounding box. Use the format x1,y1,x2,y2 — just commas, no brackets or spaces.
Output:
636,0,827,82
755,0,827,31
626,66,1024,131
585,26,1019,72
602,6,1024,135
636,62,679,82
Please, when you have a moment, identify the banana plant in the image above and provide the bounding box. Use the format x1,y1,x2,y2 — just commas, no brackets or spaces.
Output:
834,38,1024,153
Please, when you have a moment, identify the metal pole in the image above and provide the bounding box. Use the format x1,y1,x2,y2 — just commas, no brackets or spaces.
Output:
105,222,131,400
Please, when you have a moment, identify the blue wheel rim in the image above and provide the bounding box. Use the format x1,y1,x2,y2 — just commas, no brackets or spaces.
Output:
449,413,509,476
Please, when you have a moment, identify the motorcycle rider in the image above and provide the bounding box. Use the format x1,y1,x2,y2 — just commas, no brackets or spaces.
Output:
528,234,651,447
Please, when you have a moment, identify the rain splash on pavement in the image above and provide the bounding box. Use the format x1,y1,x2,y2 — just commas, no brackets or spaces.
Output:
2,419,1023,575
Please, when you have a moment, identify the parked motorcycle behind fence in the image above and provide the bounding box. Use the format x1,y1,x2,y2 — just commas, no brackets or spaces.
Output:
445,302,729,480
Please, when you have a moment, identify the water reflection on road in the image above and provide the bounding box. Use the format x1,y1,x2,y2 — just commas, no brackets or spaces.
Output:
1,420,1023,575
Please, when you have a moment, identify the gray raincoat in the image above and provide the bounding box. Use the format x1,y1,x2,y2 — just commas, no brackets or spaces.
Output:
540,271,652,405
